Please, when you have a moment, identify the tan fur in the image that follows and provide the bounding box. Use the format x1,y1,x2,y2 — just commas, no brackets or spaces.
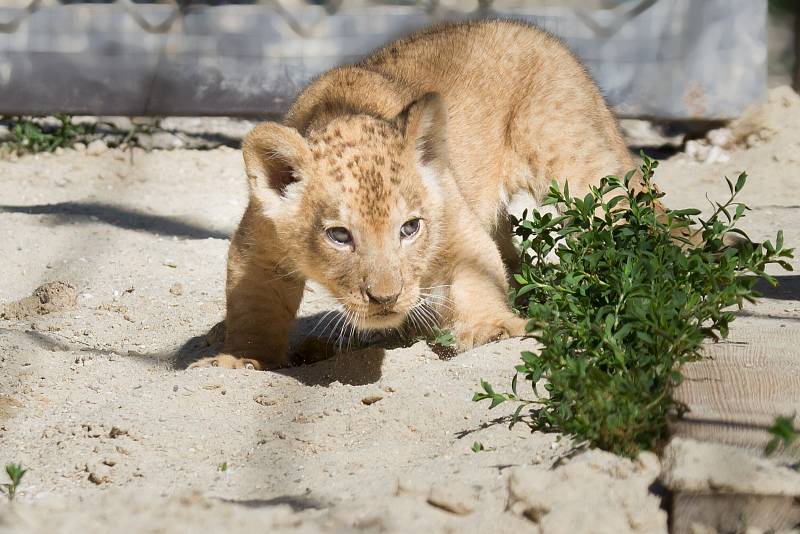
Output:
191,20,651,370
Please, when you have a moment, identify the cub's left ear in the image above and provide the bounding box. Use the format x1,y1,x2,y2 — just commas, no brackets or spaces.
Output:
401,92,448,171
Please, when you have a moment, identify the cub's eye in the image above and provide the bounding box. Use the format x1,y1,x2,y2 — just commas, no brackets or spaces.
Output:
326,227,352,246
400,218,421,239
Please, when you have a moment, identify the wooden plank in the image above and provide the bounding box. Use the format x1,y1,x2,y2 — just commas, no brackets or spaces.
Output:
672,324,800,448
671,493,800,534
669,321,800,532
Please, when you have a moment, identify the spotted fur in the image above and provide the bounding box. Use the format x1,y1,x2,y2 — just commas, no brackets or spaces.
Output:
191,19,644,370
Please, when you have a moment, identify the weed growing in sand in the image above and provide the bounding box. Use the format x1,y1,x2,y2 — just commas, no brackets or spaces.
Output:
474,156,793,457
218,462,228,472
765,414,799,464
432,327,456,348
471,441,484,453
1,463,27,501
427,327,457,359
2,115,90,154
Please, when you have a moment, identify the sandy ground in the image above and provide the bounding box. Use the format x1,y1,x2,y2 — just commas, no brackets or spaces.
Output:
1,87,799,533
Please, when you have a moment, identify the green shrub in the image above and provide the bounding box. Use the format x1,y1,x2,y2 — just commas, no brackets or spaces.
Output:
474,156,793,457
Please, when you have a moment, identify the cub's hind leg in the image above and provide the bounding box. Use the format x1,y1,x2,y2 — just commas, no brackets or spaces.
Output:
492,210,522,276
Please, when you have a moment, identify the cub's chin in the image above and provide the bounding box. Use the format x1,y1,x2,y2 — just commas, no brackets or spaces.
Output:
357,311,408,331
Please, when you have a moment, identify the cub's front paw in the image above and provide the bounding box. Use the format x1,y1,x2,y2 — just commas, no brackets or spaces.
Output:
456,315,529,351
189,354,263,370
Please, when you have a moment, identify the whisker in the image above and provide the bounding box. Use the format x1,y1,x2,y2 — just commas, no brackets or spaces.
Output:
406,307,422,336
340,309,356,352
319,308,345,338
330,312,348,350
415,308,430,336
416,305,437,333
419,291,455,301
418,291,455,302
419,295,456,316
427,307,449,324
420,304,441,330
347,312,359,352
306,308,338,338
422,296,455,309
421,299,455,313
414,304,435,334
336,310,350,352
344,310,354,352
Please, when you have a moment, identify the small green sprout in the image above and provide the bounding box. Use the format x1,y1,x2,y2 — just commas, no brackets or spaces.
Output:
432,327,456,348
1,463,27,501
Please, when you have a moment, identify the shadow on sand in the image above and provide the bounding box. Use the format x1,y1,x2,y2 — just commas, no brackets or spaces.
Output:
755,274,800,301
172,311,392,387
0,201,230,240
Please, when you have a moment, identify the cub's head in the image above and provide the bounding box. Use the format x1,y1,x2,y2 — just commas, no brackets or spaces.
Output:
242,93,448,330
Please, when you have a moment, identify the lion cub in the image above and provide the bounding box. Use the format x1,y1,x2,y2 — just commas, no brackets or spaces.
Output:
192,20,643,370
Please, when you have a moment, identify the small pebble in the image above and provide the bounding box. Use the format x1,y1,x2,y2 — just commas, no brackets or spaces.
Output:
706,127,732,148
86,139,108,156
361,394,383,405
253,394,276,406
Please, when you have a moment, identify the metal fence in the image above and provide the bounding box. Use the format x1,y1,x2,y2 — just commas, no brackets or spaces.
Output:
0,0,767,119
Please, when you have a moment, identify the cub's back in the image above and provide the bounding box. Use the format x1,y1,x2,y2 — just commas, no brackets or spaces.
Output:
362,20,582,99
360,20,620,215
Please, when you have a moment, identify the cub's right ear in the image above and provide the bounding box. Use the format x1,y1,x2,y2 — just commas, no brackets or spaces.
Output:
242,122,313,210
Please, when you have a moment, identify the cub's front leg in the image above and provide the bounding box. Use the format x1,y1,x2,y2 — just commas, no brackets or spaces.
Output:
446,234,528,351
190,222,305,370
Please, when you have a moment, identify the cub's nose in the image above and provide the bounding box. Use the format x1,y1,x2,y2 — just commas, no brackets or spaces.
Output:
366,290,399,307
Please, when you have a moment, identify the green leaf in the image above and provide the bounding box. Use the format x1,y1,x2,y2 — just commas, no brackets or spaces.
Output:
765,437,781,456
488,394,506,409
766,414,798,456
670,208,702,218
735,172,747,193
670,370,684,386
